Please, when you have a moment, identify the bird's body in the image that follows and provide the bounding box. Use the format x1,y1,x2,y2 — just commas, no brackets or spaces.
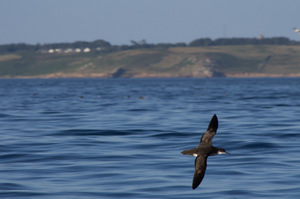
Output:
181,114,229,189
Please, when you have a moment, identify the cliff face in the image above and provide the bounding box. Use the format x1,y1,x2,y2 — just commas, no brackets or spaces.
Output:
1,45,300,78
103,53,225,78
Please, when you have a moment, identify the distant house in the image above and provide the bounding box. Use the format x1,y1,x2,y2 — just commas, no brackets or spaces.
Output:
55,49,62,53
64,48,74,53
47,48,91,54
83,48,91,53
258,35,264,40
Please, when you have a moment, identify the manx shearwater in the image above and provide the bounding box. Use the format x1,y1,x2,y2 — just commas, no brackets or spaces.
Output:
181,114,229,189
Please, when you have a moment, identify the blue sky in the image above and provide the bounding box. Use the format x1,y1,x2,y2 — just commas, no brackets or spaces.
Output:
1,0,299,45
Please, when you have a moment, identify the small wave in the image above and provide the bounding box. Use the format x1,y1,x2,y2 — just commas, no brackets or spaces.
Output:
50,129,190,138
220,189,253,197
51,129,160,137
0,182,28,190
53,129,133,136
0,113,11,118
128,108,152,112
150,131,193,138
40,110,62,115
242,141,279,150
0,191,46,198
274,132,300,139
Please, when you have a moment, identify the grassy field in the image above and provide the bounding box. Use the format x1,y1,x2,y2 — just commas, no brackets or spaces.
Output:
1,45,300,78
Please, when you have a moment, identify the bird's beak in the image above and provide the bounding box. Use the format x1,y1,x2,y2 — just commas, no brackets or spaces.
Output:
225,151,230,155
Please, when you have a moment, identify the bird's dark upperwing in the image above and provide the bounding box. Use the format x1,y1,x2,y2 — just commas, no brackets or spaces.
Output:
192,155,208,189
200,114,218,145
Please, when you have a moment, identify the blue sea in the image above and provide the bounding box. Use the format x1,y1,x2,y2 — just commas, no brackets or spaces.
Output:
0,78,300,198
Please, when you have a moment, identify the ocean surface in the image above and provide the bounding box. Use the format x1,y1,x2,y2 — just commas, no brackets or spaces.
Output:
0,78,300,198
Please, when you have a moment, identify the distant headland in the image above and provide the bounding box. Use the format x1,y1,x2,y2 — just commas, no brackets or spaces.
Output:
1,37,300,78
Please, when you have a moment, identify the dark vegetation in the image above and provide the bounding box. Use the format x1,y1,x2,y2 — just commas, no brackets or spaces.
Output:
0,37,299,54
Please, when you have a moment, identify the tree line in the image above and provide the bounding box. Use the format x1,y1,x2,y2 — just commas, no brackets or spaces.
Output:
0,37,299,54
189,37,298,46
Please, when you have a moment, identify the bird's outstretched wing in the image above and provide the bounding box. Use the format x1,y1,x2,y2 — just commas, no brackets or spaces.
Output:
192,155,208,189
181,147,198,156
200,114,218,145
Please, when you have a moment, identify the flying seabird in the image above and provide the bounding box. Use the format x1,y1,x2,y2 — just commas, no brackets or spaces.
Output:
181,114,229,189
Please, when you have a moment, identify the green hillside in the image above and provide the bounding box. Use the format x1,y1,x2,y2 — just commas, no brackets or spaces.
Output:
1,45,300,78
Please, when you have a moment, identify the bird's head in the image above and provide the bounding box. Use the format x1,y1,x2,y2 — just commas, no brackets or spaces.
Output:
217,148,230,155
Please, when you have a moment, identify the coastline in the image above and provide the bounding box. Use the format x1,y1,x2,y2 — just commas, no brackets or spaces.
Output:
2,45,300,79
2,72,300,79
